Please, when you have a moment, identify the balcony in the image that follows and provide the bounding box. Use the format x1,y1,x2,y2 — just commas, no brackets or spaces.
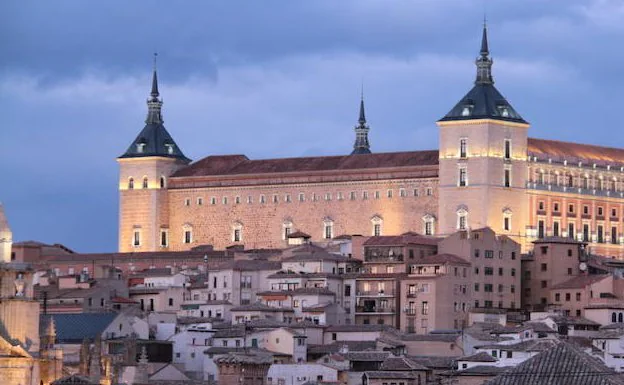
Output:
551,212,561,217
404,308,416,316
356,306,395,314
567,212,577,218
364,254,404,263
407,292,418,298
528,182,624,199
582,214,592,220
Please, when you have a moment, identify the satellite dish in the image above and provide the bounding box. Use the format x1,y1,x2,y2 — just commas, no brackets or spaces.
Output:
579,262,588,271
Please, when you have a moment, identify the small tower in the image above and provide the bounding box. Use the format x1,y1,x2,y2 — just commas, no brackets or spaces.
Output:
133,346,150,385
436,22,529,247
0,203,13,263
40,316,64,385
351,92,371,154
117,55,191,252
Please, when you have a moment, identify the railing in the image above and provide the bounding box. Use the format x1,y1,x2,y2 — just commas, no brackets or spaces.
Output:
355,306,395,314
364,254,404,262
527,182,624,198
404,308,416,316
356,290,396,297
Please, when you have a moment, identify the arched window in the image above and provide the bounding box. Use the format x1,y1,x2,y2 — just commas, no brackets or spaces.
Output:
232,221,243,243
282,220,293,240
128,178,134,190
371,215,383,236
456,208,468,230
619,313,623,323
160,176,166,189
142,177,148,189
613,312,617,323
422,214,436,236
323,217,334,239
502,208,513,232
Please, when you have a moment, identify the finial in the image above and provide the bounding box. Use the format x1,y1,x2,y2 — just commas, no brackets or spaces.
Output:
150,53,159,98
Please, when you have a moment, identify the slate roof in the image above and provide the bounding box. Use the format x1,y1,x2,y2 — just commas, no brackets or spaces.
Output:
484,341,624,385
172,150,439,178
439,82,527,124
40,313,119,343
325,324,394,333
398,333,460,342
214,351,274,364
51,375,97,385
451,365,511,376
477,339,557,352
408,355,456,370
342,351,392,362
213,259,281,271
258,287,336,297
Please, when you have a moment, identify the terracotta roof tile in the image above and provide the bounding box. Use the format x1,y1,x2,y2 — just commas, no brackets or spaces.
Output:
550,274,610,290
172,150,439,178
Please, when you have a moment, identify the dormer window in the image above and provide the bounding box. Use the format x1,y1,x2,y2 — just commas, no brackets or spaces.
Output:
165,143,174,155
497,104,510,117
136,143,146,153
461,104,474,117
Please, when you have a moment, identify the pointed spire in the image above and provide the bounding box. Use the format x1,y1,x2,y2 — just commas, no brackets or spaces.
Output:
146,54,164,125
475,20,494,85
351,87,371,155
0,203,12,264
150,53,159,99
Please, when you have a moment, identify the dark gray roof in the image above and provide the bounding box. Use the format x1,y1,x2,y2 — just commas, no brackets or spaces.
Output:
342,351,392,362
451,365,511,376
439,83,526,124
213,326,245,339
214,351,274,364
230,302,293,312
119,68,190,162
40,313,118,344
325,324,394,333
52,375,97,385
399,333,460,342
484,341,624,385
477,339,557,352
408,355,456,370
380,356,429,371
439,25,526,125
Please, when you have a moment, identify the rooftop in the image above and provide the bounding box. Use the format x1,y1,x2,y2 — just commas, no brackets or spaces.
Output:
550,275,610,290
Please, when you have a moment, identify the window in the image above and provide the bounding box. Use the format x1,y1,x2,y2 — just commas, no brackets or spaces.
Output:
553,221,560,237
598,207,604,216
183,225,193,244
555,293,561,302
374,191,380,199
184,198,191,206
583,224,589,242
457,209,468,230
583,205,589,215
511,285,515,293
399,188,406,197
484,267,494,276
211,197,216,205
284,194,291,203
598,225,604,243
197,197,203,205
373,224,381,236
423,215,435,236
260,195,266,204
541,280,547,288
565,293,571,301
474,283,480,291
484,250,494,259
511,268,516,277
568,223,575,240
504,139,511,160
273,194,279,203
612,227,618,244
337,192,344,200
128,178,134,189
387,190,393,198
538,201,545,211
284,226,291,240
133,230,141,247
233,229,241,242
504,167,511,187
413,188,419,197
576,292,581,301
350,191,356,200
421,301,429,315
235,196,241,204
484,284,493,293
538,220,545,238
232,223,243,242
222,197,228,205
504,217,510,231
458,167,467,187
541,263,547,272
168,298,173,306
247,195,252,204
426,187,433,196
324,220,334,239
142,177,148,189
569,204,574,213
459,138,467,158
160,229,168,247
362,191,369,200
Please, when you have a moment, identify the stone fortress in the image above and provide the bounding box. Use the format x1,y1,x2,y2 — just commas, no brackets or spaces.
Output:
118,25,624,258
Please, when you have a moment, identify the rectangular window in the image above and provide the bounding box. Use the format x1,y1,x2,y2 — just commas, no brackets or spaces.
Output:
459,138,467,158
337,192,343,200
399,188,406,197
285,194,291,203
184,198,191,206
273,195,279,203
504,139,511,159
504,217,510,231
247,195,252,204
260,195,266,204
350,191,356,200
197,197,203,205
598,225,604,243
235,196,241,204
612,227,618,244
459,167,467,187
484,250,494,259
133,230,140,247
362,191,369,200
484,267,494,276
565,293,571,301
424,221,433,236
583,224,589,242
160,230,168,247
284,227,291,240
538,220,545,239
210,197,216,205
426,187,433,196
568,223,575,239
553,221,560,237
373,224,381,236
413,188,419,197
297,193,305,202
387,190,393,198
233,229,241,242
484,284,493,293
184,230,192,244
541,263,547,272
421,301,429,315
504,168,511,187
324,224,333,239
325,193,332,201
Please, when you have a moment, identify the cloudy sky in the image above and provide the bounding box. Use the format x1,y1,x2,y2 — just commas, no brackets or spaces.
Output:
2,0,624,252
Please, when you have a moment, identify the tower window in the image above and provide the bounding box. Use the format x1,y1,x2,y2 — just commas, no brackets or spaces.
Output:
210,197,216,205
568,223,575,239
373,223,381,236
160,177,166,188
128,178,135,190
323,219,334,239
197,197,203,205
142,177,148,189
260,195,266,204
504,167,511,187
459,138,467,158
160,229,168,247
553,221,560,237
235,196,241,204
458,167,467,187
504,217,510,231
133,230,141,247
184,229,193,244
387,190,393,198
233,229,241,242
504,139,511,160
538,220,545,238
299,193,305,202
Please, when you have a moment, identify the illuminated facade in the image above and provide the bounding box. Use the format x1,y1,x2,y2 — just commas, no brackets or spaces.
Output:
118,26,624,257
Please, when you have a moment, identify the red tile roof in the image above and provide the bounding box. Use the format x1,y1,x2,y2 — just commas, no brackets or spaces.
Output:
110,297,138,304
528,137,624,165
172,150,439,178
550,274,610,290
363,234,439,247
414,253,470,266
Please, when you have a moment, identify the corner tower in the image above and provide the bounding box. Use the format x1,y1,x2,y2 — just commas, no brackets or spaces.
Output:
437,23,529,246
0,203,12,263
117,56,191,252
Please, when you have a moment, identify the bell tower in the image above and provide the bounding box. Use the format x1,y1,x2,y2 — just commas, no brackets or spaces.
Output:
117,55,191,252
437,23,529,246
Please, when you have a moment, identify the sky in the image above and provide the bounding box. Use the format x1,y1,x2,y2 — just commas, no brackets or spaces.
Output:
2,0,624,252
